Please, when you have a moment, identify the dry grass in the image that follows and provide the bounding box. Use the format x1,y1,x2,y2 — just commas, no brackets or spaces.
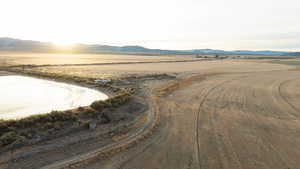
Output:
20,59,292,80
159,72,223,96
0,53,196,66
112,134,129,142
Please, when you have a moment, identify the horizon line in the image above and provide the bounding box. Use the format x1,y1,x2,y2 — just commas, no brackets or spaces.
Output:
1,37,299,53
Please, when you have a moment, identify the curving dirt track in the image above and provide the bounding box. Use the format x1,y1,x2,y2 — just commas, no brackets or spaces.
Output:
80,70,300,169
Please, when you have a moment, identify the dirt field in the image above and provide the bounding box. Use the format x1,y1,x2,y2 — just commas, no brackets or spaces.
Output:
0,53,197,66
1,55,300,169
22,59,291,79
81,70,300,169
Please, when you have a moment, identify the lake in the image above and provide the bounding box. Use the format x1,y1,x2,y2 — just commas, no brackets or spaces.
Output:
0,75,108,120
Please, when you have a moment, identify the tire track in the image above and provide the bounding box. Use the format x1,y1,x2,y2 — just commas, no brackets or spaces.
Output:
278,79,300,115
75,71,300,169
41,97,158,169
253,91,290,167
96,73,225,169
212,82,244,169
209,76,290,169
235,82,275,169
241,79,292,168
195,75,247,169
113,101,173,169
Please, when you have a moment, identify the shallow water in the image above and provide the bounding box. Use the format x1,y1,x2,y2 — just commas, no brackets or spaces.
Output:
0,75,108,120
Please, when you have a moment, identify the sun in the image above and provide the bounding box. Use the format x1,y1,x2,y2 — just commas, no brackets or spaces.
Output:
54,41,74,48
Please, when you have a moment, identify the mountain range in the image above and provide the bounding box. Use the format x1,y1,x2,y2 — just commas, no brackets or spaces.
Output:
0,37,299,56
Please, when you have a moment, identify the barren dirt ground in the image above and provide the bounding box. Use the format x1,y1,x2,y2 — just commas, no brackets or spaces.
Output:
27,59,291,79
0,53,197,66
80,69,300,168
1,55,300,169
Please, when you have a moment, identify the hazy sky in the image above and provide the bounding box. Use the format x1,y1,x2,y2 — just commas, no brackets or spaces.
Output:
1,0,300,50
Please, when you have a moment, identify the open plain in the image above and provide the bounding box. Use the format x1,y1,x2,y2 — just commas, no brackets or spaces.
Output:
86,71,300,169
0,54,300,169
0,53,198,66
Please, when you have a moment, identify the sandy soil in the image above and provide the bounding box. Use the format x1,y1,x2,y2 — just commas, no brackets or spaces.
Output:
28,59,292,79
0,53,197,66
1,56,300,169
81,70,300,169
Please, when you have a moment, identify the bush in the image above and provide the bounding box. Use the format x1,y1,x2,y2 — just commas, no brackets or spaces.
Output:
91,93,132,111
0,122,12,133
100,110,111,124
0,131,25,146
82,108,101,117
91,100,108,110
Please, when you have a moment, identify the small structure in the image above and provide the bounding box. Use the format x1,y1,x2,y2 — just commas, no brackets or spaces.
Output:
94,79,111,84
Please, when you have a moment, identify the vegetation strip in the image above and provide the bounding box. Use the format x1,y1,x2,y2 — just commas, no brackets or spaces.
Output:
6,59,207,69
0,70,133,150
159,72,223,96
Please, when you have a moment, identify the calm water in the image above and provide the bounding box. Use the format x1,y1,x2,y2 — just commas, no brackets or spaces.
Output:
0,75,108,120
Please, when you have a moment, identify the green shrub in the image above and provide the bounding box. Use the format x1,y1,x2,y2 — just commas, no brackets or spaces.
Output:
0,122,11,133
91,93,132,111
82,108,101,117
0,131,25,146
100,110,111,124
91,100,107,110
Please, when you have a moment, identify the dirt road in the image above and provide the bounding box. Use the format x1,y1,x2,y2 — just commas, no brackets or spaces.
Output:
82,70,300,169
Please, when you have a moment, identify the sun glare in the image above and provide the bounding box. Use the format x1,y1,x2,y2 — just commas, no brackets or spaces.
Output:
53,41,75,49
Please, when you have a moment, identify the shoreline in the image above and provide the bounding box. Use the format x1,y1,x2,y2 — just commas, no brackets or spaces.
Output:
0,68,157,169
0,69,135,150
0,75,109,120
0,71,14,76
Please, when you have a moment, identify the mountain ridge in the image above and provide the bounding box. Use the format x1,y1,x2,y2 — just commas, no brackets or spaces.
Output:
0,37,299,56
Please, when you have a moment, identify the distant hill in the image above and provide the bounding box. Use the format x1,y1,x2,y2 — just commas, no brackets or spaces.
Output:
185,49,292,55
0,38,55,52
285,52,300,56
0,37,299,56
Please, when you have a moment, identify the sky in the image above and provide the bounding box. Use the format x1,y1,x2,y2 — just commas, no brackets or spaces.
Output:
0,0,300,51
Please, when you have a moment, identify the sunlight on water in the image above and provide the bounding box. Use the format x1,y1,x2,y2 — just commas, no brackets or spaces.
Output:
0,76,108,120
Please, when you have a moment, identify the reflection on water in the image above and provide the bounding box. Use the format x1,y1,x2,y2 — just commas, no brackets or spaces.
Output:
0,75,108,120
